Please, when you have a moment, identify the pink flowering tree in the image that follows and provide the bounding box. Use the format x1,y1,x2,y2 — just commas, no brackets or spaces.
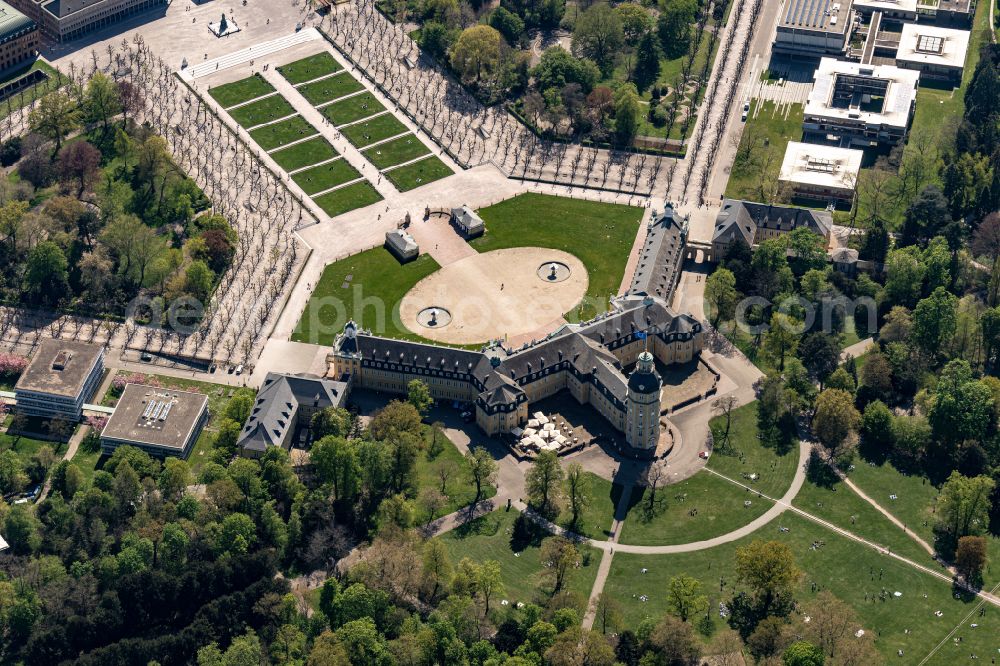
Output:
109,372,161,397
85,415,108,433
0,353,27,379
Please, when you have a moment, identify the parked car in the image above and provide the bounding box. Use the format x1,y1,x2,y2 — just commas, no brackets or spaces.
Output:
461,411,475,423
234,364,244,375
140,352,152,362
699,451,710,460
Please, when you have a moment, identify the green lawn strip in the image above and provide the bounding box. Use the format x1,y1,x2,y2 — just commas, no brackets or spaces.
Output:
604,512,987,661
311,181,384,219
0,430,66,482
291,159,361,195
227,94,297,128
185,430,217,478
320,92,387,125
278,52,343,85
68,446,105,486
904,0,992,176
554,471,618,541
270,136,339,172
413,428,496,522
792,474,934,565
383,156,453,192
440,509,601,606
250,116,318,151
362,134,431,169
472,193,643,319
293,246,437,345
340,113,411,148
618,472,776,546
297,73,365,106
706,402,800,499
0,60,68,112
724,100,804,201
209,74,276,109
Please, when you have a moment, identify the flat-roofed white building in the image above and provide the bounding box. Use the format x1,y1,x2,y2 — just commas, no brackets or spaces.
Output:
779,141,864,204
853,0,917,19
803,58,919,148
101,384,209,459
895,23,970,82
775,0,854,57
14,339,103,421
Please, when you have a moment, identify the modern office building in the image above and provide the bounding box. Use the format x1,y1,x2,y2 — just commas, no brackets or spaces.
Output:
100,384,209,459
894,23,970,82
14,339,104,421
6,0,165,43
852,0,917,20
779,141,864,204
0,2,37,73
774,0,854,57
803,58,919,148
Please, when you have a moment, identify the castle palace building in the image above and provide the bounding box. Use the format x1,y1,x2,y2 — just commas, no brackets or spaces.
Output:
330,295,702,456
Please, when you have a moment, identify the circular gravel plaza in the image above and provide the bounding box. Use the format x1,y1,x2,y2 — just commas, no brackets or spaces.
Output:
399,248,588,345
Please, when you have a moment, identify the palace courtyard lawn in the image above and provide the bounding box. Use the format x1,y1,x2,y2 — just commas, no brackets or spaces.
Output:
311,181,384,218
383,156,453,192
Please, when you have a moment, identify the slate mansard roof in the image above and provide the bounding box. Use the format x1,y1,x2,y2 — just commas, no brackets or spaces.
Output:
629,205,687,301
713,199,833,247
336,297,700,410
238,373,349,453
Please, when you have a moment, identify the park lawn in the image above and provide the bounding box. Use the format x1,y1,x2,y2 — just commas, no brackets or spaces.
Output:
227,94,297,128
278,51,343,85
440,509,601,606
209,74,276,109
604,511,993,661
292,247,439,345
291,158,360,195
362,134,431,169
792,472,935,565
250,116,318,151
384,156,453,192
724,100,804,202
297,72,366,106
618,471,777,546
706,402,800,499
0,430,65,471
413,428,496,522
320,92,386,125
473,193,643,319
68,445,105,486
270,136,339,172
847,460,940,545
554,471,619,541
311,181,384,218
340,112,410,148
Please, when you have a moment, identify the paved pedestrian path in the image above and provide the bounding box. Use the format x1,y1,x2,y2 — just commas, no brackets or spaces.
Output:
181,28,322,80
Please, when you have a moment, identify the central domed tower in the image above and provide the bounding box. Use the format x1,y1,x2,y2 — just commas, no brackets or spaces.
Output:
626,351,662,452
